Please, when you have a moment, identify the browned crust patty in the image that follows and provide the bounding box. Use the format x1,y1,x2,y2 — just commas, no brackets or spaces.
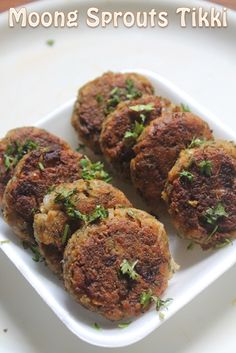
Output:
33,179,132,276
0,127,70,207
100,95,180,178
2,147,83,244
130,112,213,208
63,207,171,321
162,140,236,249
71,72,154,153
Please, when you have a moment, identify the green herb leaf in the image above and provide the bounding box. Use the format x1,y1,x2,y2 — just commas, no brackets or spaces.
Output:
4,140,39,171
140,290,173,311
80,157,111,183
179,170,194,182
198,160,213,176
0,240,10,245
181,103,191,112
105,80,142,114
125,79,142,100
23,241,43,261
215,238,233,248
55,189,108,224
187,242,194,250
86,205,108,224
92,322,101,330
124,118,146,141
118,322,131,329
152,296,173,311
76,144,85,152
204,203,228,226
159,312,165,320
62,224,71,245
96,94,104,103
188,137,206,148
140,290,153,308
120,259,139,280
38,162,45,171
129,103,154,112
46,39,55,46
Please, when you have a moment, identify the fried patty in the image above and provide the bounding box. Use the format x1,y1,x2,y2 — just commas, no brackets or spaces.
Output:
71,72,154,153
130,112,213,207
163,140,236,249
100,95,180,178
34,179,131,276
2,147,84,244
0,127,69,206
63,207,171,321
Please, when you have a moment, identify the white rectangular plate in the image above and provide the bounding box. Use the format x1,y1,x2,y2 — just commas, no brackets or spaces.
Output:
0,69,235,348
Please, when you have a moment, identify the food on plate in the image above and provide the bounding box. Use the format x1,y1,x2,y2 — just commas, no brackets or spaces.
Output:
130,112,213,207
63,207,172,321
162,140,236,249
34,179,131,276
2,146,84,244
100,95,180,177
71,71,154,153
0,127,70,206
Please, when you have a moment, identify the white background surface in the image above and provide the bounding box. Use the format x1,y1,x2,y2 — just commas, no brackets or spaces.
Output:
0,0,236,352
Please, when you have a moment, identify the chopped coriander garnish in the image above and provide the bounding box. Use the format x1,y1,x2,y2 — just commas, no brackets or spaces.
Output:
215,238,232,249
198,160,212,176
86,205,108,224
124,114,146,141
76,144,85,152
105,79,142,114
46,39,55,46
92,322,101,330
140,290,173,311
204,203,229,238
188,137,205,148
129,103,154,112
140,290,153,308
80,157,111,183
96,94,104,103
22,240,44,262
118,322,131,329
125,79,142,100
62,224,71,245
159,312,165,320
187,242,194,250
54,189,108,224
120,259,139,280
0,240,10,245
38,162,45,171
204,203,228,226
153,297,173,311
4,140,38,171
179,170,194,182
181,103,191,112
47,185,56,194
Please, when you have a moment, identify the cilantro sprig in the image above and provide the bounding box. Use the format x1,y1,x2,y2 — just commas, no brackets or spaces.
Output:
4,140,38,171
204,203,229,237
124,114,146,141
188,137,206,148
120,259,139,280
198,160,213,176
80,157,111,183
181,103,191,112
140,290,173,311
54,188,108,226
179,170,194,182
105,79,142,114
